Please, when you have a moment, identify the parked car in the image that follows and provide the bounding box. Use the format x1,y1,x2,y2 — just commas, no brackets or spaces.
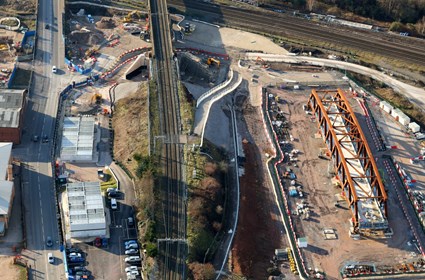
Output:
125,249,138,255
125,243,139,250
68,252,82,258
46,236,53,247
125,266,138,273
111,198,118,210
124,240,137,247
71,266,86,272
68,257,85,263
94,237,101,247
52,66,57,73
102,238,108,247
45,24,49,29
127,217,134,226
108,189,120,198
124,256,141,263
48,253,54,264
75,270,91,277
67,247,81,253
126,270,139,276
32,135,39,142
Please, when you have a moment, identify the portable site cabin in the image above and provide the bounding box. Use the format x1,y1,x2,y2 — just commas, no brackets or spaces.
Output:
379,101,392,114
408,122,420,133
391,108,402,120
398,111,410,126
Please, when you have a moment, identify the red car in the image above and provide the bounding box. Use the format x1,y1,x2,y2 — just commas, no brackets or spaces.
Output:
94,237,102,247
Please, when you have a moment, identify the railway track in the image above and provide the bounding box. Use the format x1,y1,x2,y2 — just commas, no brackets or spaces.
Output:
169,0,425,68
150,0,186,279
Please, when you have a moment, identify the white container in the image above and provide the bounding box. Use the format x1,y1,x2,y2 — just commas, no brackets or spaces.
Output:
391,108,402,120
380,101,392,114
408,122,420,133
398,112,410,126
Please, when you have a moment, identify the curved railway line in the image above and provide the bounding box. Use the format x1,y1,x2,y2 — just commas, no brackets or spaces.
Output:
169,0,425,68
150,0,186,279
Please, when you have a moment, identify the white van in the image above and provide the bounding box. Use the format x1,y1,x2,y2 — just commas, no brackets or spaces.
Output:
111,198,118,210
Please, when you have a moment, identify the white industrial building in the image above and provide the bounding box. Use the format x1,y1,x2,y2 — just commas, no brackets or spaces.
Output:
66,181,106,238
60,116,95,162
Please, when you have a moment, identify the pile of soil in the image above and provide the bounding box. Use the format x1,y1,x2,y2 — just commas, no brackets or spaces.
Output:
96,17,115,29
0,0,36,14
69,30,104,46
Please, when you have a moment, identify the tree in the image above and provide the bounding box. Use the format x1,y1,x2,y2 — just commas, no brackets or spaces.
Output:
306,0,316,11
416,16,425,35
188,262,216,280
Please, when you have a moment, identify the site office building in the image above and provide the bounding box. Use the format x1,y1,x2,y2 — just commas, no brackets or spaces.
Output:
0,89,28,144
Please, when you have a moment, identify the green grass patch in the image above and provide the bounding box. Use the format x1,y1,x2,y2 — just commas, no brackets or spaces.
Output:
100,169,118,191
178,82,195,134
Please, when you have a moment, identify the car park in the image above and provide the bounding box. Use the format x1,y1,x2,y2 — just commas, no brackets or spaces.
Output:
125,256,141,263
125,243,139,250
125,266,138,272
48,253,54,264
46,236,53,247
125,248,138,255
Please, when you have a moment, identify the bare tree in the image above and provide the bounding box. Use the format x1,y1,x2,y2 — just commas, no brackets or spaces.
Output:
306,0,316,11
416,16,425,35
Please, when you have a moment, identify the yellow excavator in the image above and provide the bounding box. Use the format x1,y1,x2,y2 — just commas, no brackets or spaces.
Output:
207,57,220,67
123,10,144,23
91,92,102,105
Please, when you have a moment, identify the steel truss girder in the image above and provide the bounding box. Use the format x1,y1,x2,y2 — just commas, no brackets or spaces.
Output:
307,89,387,228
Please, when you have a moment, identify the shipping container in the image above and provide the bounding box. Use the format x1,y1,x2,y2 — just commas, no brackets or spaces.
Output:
398,112,410,126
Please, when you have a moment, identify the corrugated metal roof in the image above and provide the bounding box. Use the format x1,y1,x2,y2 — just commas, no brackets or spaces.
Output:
66,182,105,226
60,116,95,161
0,89,26,128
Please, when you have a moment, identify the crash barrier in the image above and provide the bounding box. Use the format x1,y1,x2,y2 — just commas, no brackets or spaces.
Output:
261,89,309,279
199,71,242,146
196,69,233,107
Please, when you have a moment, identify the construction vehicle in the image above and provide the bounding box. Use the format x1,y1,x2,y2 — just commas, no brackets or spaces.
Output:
255,56,269,68
123,10,144,23
91,92,102,105
207,57,220,67
85,47,99,60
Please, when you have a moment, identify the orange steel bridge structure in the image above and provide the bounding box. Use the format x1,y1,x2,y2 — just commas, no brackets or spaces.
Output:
307,89,388,233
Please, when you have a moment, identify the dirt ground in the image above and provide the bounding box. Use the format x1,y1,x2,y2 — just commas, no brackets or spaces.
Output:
112,82,149,174
230,102,298,279
0,257,25,280
267,86,420,279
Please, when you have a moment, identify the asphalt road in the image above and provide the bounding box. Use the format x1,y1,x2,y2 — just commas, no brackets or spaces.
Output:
13,0,67,279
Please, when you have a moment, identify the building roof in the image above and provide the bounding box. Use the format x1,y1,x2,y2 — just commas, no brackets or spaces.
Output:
0,181,13,215
0,142,12,180
66,181,105,227
0,89,26,128
60,116,95,161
